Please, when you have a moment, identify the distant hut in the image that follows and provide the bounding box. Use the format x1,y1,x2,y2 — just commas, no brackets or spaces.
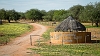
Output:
55,16,86,32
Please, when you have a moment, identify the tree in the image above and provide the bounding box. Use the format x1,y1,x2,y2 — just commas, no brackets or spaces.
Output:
39,10,46,21
18,12,26,19
43,15,53,21
93,2,100,27
42,10,55,21
6,9,20,23
25,9,43,22
0,9,6,25
79,2,100,27
69,5,84,20
79,3,94,24
53,9,68,21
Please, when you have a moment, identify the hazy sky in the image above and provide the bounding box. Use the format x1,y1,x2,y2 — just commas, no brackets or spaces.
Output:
0,0,100,12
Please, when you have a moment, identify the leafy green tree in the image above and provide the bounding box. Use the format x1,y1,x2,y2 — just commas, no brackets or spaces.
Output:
42,15,51,21
39,10,46,16
39,10,47,21
25,9,43,22
42,10,55,21
79,4,94,23
79,2,100,27
38,10,46,21
69,5,84,20
94,2,100,27
0,9,6,25
6,9,20,23
18,12,26,19
53,9,68,21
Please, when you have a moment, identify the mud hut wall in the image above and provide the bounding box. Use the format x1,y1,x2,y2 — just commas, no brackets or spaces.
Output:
50,32,91,44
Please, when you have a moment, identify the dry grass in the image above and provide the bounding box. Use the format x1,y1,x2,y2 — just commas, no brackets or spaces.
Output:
82,23,92,26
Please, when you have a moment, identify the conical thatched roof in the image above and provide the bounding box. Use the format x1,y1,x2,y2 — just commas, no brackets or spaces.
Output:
55,16,86,32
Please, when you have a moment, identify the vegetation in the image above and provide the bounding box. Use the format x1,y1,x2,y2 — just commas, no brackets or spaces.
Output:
0,9,6,25
79,2,100,27
0,23,32,44
30,44,100,56
0,9,20,24
69,5,84,20
42,28,54,41
25,9,44,21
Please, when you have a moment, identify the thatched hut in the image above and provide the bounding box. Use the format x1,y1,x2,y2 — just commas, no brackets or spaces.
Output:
50,16,91,44
55,16,86,32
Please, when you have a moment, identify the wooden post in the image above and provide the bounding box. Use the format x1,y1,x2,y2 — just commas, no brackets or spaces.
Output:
30,35,32,46
85,35,86,43
62,36,63,45
77,37,78,44
30,35,40,46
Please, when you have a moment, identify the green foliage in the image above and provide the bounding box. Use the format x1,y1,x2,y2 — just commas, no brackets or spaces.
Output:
31,44,100,56
0,9,6,25
18,12,26,19
79,2,100,27
42,28,54,41
42,15,51,21
6,9,20,23
43,10,69,21
0,23,32,44
53,9,69,21
0,9,20,23
43,10,55,21
0,9,6,20
85,25,100,28
79,4,95,22
69,5,84,20
25,9,44,21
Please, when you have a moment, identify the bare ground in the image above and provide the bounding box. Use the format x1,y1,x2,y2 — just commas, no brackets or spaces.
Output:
0,23,47,56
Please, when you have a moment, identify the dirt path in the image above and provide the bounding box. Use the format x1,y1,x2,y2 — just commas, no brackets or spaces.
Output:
0,23,47,56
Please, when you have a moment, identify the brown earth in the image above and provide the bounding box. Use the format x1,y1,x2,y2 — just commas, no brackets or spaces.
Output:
0,23,47,56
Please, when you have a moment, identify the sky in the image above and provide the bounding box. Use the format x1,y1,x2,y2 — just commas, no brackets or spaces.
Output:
0,0,100,12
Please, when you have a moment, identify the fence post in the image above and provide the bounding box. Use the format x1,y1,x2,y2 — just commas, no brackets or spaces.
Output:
30,35,40,46
30,35,32,46
62,36,63,45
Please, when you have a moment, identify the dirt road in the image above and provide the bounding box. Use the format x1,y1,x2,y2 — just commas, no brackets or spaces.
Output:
0,23,47,56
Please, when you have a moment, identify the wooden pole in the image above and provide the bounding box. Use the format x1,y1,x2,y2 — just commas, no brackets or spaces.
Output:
30,35,32,46
30,35,40,46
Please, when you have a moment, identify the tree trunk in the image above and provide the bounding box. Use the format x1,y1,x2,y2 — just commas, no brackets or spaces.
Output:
32,19,33,21
8,19,10,23
14,19,17,22
95,21,99,27
91,20,94,26
0,19,2,25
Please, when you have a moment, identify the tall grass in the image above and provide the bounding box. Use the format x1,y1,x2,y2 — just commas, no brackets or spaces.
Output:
0,23,32,44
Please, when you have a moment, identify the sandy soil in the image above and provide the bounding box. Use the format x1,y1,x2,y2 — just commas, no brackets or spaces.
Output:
0,23,47,56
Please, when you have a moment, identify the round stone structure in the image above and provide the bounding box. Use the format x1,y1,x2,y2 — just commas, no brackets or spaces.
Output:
50,32,91,44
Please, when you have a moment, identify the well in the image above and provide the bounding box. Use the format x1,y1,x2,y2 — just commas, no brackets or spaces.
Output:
50,32,91,44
